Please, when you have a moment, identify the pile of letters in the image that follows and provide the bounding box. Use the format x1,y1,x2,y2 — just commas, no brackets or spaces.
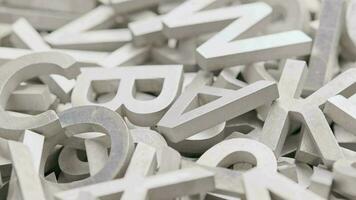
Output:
0,0,355,199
